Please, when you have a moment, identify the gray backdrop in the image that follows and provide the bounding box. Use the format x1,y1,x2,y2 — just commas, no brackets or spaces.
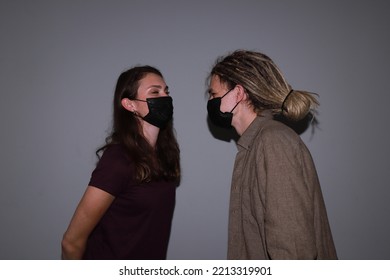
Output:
1,0,389,260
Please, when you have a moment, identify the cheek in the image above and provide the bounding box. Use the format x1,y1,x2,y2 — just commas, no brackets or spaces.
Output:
135,102,149,116
220,98,233,112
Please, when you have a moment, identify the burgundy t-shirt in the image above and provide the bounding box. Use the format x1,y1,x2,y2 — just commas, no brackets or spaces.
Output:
83,144,176,260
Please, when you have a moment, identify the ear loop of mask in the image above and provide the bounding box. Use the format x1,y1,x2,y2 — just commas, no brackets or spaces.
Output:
126,98,146,116
222,87,241,113
229,100,240,113
133,98,147,102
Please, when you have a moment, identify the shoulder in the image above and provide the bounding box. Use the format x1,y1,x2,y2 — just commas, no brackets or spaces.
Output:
258,118,301,147
248,117,311,166
90,144,134,195
95,144,134,180
98,144,130,166
252,119,315,174
100,144,127,158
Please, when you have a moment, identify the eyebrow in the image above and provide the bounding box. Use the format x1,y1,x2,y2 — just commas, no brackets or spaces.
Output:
148,85,169,90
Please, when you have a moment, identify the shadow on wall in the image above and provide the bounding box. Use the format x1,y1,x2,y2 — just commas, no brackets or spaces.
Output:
207,117,240,143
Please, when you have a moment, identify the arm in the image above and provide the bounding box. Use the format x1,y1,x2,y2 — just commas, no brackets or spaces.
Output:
61,186,115,259
262,130,317,259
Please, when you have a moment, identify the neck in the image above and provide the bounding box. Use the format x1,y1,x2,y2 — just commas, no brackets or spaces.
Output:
140,121,160,147
232,106,257,136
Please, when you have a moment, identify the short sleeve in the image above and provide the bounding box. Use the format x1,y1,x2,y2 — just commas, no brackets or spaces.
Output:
88,145,133,196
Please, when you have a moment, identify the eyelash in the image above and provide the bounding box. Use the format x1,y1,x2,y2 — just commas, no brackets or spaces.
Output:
151,89,170,95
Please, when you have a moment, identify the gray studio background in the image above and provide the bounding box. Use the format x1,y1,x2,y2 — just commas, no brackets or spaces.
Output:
1,0,389,260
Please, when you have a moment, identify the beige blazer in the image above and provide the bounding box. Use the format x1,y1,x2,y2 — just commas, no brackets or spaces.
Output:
228,112,337,259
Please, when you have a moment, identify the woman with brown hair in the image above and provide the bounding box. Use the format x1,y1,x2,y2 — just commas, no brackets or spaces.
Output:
62,66,180,260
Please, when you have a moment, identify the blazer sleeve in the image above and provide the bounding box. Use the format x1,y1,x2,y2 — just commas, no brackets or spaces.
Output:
260,127,318,259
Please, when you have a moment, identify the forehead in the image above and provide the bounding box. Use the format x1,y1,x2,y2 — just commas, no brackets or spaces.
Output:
209,75,228,91
138,73,166,88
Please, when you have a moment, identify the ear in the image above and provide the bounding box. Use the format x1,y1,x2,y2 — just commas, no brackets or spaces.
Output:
121,98,135,112
235,84,247,102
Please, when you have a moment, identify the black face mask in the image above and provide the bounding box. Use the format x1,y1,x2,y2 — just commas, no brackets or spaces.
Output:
135,96,173,128
207,89,239,128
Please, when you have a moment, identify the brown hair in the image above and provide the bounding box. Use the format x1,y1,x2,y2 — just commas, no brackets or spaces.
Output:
97,66,180,183
210,50,318,121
